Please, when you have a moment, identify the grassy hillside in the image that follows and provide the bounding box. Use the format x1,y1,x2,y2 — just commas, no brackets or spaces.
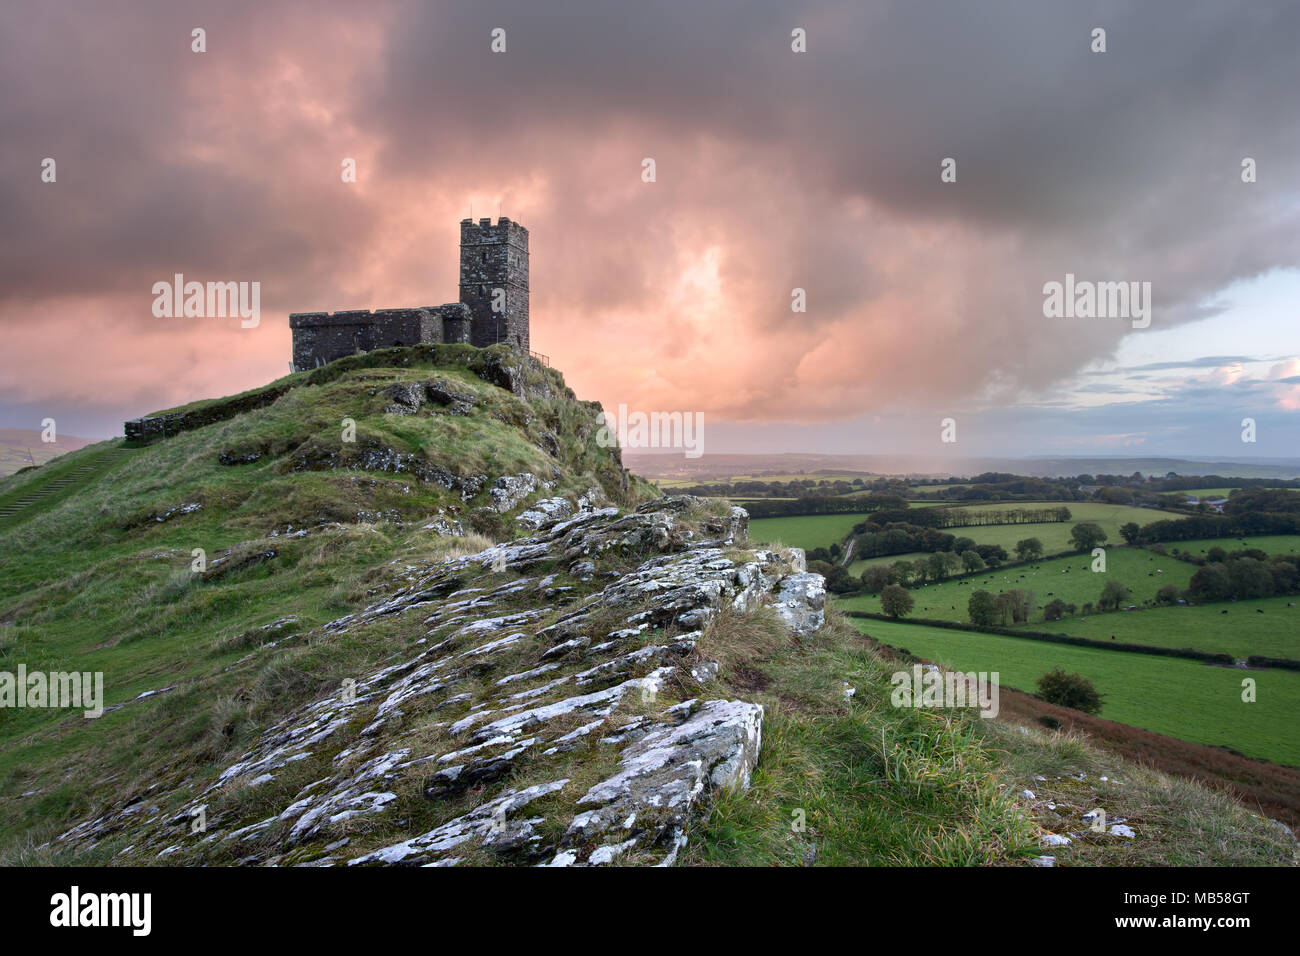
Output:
0,346,653,808
1,353,1294,867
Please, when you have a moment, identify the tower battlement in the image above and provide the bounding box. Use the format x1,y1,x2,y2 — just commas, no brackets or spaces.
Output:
288,217,530,369
459,217,530,351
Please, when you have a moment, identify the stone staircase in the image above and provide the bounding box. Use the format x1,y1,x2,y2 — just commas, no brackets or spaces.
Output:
0,444,133,529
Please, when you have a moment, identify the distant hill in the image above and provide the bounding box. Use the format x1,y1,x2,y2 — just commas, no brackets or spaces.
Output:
625,451,1300,483
0,428,96,477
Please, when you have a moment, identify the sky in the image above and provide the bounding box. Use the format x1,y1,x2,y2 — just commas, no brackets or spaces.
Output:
1,0,1298,460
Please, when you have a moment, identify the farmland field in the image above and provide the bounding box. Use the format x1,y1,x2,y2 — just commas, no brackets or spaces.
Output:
846,551,932,577
1044,595,1300,660
1172,487,1298,499
751,500,1164,555
1158,535,1300,557
935,501,1159,550
837,547,1197,623
748,512,874,551
848,618,1300,766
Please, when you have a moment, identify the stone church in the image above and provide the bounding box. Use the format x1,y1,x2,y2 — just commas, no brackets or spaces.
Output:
289,217,529,370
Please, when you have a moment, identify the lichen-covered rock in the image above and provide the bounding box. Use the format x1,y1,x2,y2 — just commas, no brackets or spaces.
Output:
422,517,465,537
556,698,763,866
516,496,573,530
771,573,826,636
52,497,824,867
489,474,542,513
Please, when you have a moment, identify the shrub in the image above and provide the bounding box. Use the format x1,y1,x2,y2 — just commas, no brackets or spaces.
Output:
1036,669,1104,715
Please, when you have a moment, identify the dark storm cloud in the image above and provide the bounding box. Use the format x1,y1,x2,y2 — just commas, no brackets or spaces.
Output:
0,0,1297,441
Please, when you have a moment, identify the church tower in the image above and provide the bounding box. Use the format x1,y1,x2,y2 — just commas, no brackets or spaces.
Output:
459,217,529,350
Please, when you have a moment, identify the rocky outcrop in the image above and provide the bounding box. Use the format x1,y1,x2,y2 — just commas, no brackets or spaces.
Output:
52,497,822,867
381,380,477,417
489,474,548,513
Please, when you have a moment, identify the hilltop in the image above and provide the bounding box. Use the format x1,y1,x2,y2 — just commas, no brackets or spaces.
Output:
0,347,1294,866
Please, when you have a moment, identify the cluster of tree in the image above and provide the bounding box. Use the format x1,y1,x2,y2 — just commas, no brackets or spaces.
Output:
1126,511,1300,545
851,521,960,559
966,577,1139,626
674,476,868,498
1188,554,1300,601
864,505,1072,531
857,544,1012,593
742,493,905,519
912,476,1085,502
1223,488,1300,516
967,589,1034,625
1146,475,1300,493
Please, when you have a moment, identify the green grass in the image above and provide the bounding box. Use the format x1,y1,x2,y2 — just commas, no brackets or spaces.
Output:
1042,595,1300,661
680,609,1040,865
849,618,1300,766
838,547,1197,624
748,512,875,551
846,551,933,577
0,350,652,832
683,610,1297,866
1158,535,1300,556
